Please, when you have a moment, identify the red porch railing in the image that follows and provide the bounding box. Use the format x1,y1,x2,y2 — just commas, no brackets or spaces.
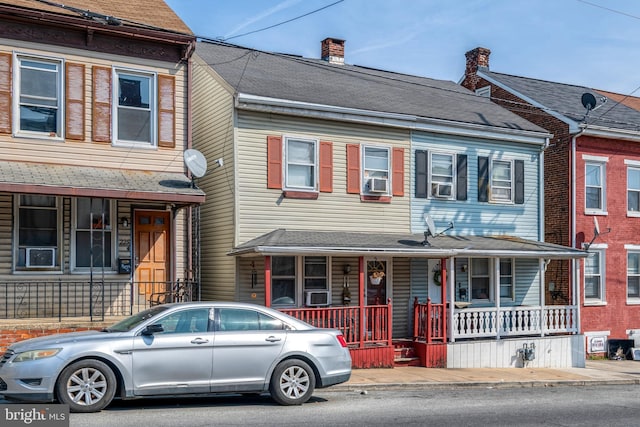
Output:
280,300,392,348
413,297,445,343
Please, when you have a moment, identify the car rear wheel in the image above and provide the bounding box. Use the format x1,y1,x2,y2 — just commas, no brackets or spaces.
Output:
269,359,315,405
55,359,117,413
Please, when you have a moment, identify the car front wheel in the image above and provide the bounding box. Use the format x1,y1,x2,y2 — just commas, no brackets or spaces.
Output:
55,359,117,413
269,359,316,405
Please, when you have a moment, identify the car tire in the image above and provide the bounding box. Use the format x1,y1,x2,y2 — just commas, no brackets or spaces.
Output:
269,359,316,405
55,359,117,413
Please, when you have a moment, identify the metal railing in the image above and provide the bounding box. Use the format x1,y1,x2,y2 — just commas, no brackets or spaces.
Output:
0,280,199,321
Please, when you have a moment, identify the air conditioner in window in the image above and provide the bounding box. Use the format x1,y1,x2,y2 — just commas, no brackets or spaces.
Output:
305,290,330,307
25,247,55,268
368,177,388,193
432,183,452,198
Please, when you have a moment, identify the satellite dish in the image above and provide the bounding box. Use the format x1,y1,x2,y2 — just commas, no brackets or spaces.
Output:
593,216,600,236
582,93,597,112
424,214,436,237
184,149,207,178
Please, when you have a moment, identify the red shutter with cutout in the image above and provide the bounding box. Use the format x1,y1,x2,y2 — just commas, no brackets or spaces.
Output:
319,141,333,192
346,144,361,194
267,135,283,189
92,66,111,143
65,62,85,141
392,147,404,196
0,53,11,134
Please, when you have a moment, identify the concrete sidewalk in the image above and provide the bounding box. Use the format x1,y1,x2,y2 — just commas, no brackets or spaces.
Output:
336,360,640,391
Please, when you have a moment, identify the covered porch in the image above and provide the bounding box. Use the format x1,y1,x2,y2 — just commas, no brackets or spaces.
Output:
230,229,587,368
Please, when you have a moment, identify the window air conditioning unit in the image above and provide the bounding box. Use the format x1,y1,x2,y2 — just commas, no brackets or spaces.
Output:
25,247,55,268
368,177,388,193
432,183,452,198
305,290,330,307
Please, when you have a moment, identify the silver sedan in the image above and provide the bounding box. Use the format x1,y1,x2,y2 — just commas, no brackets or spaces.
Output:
0,302,352,412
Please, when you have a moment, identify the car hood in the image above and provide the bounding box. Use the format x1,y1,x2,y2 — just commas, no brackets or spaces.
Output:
8,330,127,352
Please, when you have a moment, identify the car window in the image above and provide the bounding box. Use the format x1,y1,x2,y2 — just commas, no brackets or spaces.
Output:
154,308,211,334
218,308,286,331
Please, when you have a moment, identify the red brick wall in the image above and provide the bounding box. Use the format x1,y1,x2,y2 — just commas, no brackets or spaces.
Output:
0,322,110,353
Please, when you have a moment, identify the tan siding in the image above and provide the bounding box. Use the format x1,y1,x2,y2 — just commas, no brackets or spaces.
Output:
235,112,412,243
0,194,12,273
191,55,237,301
391,258,412,338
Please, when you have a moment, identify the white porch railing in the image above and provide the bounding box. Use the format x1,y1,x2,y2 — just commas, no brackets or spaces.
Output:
452,305,578,340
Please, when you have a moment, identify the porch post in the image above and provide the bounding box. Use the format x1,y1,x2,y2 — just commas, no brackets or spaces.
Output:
440,257,447,343
539,258,545,337
359,256,365,348
264,256,271,307
495,258,501,340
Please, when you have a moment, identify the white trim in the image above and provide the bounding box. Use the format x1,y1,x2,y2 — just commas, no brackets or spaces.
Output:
624,159,640,166
582,154,609,162
282,135,319,192
361,144,391,196
625,244,640,250
112,67,158,148
70,198,117,273
581,125,640,142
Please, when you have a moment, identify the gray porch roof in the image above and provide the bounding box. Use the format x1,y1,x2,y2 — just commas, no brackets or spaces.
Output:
229,229,587,259
0,161,205,204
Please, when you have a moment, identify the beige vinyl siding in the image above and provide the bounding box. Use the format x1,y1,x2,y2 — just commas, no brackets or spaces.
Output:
0,42,188,173
235,112,411,244
391,258,412,338
0,193,12,273
191,54,237,301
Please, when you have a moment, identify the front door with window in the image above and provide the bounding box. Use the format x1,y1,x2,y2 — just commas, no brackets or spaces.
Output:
366,260,388,305
135,210,170,299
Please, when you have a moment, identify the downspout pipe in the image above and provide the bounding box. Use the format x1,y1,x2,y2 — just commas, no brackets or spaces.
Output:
571,132,582,334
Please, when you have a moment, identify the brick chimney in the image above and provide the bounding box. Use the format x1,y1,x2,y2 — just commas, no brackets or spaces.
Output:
462,47,491,92
321,38,345,65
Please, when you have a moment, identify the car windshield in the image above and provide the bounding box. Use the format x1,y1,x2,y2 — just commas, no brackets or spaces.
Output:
105,306,170,332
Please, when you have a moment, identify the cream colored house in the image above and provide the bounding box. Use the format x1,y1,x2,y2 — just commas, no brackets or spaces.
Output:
192,39,586,368
0,0,204,321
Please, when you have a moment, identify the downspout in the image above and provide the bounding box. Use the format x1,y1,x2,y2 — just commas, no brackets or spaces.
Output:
571,133,581,334
440,257,447,343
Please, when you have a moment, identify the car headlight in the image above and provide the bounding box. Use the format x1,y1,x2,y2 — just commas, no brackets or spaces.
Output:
13,349,61,362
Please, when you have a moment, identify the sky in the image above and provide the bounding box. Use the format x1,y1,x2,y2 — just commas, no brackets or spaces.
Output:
164,0,640,95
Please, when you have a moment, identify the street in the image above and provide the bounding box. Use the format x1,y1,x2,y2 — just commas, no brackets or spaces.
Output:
65,384,640,427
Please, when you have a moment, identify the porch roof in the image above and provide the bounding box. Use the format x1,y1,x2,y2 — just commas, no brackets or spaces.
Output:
229,229,588,259
0,161,205,204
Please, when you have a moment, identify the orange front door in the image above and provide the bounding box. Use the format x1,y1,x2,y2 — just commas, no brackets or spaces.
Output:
135,210,170,297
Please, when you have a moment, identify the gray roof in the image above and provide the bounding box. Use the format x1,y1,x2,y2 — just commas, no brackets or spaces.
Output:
229,229,587,259
196,41,547,134
0,161,205,204
481,70,640,132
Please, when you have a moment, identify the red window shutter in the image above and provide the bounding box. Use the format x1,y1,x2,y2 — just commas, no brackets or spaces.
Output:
319,141,333,192
346,144,361,194
0,53,11,134
92,66,111,143
392,147,405,196
267,135,283,189
65,62,85,141
158,74,175,148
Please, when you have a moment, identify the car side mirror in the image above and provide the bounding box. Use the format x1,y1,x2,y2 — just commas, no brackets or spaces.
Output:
141,324,164,335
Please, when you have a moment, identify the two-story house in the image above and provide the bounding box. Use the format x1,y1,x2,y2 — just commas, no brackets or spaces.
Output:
462,47,640,359
0,0,204,336
192,38,586,368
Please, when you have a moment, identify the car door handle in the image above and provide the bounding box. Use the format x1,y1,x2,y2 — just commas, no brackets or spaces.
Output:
190,338,209,344
265,336,282,343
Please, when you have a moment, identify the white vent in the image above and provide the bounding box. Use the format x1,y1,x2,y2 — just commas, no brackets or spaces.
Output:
368,177,388,193
25,248,55,268
432,183,452,198
305,290,330,307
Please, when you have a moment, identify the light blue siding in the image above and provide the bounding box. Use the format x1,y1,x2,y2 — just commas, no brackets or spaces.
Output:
411,131,541,240
514,258,541,306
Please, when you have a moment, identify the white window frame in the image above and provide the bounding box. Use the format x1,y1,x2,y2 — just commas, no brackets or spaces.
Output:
585,161,606,214
283,136,318,192
13,195,62,273
470,258,492,302
584,245,606,305
499,258,515,301
429,152,455,200
12,53,64,140
627,164,640,216
490,159,513,203
71,198,117,272
271,256,330,307
113,67,157,148
626,246,640,303
362,144,390,196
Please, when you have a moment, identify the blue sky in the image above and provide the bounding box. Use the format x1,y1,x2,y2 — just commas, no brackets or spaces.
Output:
165,0,640,95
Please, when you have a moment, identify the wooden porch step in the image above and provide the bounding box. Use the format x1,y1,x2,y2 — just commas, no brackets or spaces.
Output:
393,339,421,367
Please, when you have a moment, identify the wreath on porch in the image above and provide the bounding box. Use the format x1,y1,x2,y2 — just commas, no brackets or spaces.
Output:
433,268,442,286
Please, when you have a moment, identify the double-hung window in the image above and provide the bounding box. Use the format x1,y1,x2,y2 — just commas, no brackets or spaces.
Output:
584,248,605,303
15,55,63,138
114,69,155,147
271,256,328,306
271,256,296,306
491,160,512,202
499,258,514,300
628,166,640,214
471,258,491,301
628,252,640,301
430,153,454,199
284,137,317,191
363,146,390,195
73,198,114,270
585,162,605,212
15,195,60,270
